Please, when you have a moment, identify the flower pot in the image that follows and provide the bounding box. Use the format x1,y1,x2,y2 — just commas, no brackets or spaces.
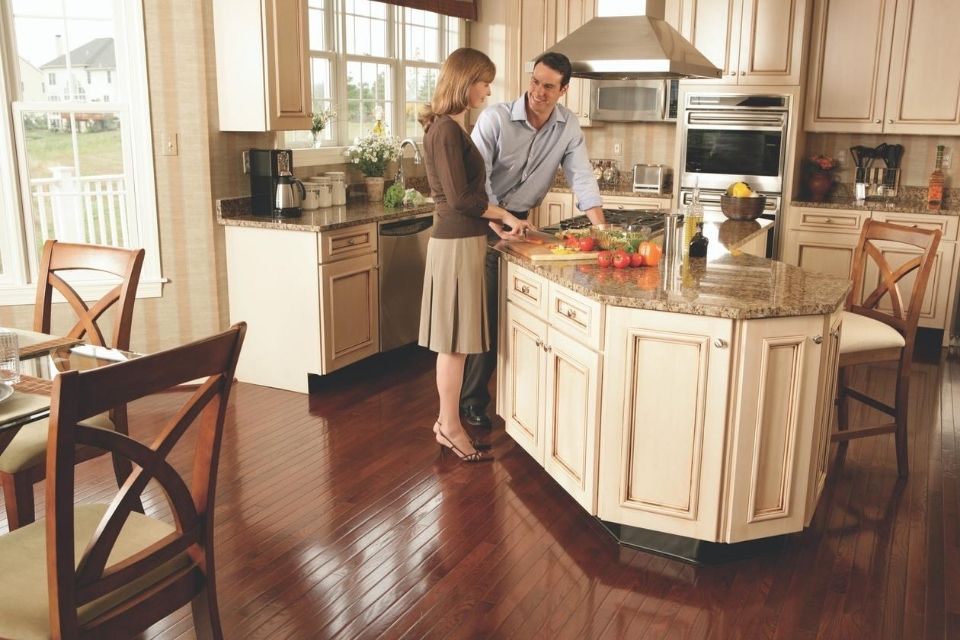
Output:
807,171,834,202
364,176,385,202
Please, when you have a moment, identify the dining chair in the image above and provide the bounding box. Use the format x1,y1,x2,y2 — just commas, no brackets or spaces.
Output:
833,219,941,477
0,323,246,639
0,240,145,529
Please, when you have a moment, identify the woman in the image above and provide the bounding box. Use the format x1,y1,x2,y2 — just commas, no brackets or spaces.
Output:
417,48,531,463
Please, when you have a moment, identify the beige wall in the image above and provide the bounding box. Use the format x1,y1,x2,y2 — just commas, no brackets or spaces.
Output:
583,122,677,174
805,133,958,188
0,0,272,353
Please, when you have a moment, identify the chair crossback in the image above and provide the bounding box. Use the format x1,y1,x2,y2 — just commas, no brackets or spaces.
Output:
34,240,145,350
44,324,246,634
847,220,941,337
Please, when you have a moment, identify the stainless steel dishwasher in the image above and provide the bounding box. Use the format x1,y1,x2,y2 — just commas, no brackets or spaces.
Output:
378,213,433,351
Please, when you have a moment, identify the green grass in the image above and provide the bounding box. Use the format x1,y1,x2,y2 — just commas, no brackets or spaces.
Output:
23,127,124,178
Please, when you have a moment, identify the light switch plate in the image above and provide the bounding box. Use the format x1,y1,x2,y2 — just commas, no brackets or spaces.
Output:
242,150,250,174
159,133,179,156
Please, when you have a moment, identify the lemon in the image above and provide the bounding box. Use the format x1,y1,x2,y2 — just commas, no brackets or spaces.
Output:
728,181,753,197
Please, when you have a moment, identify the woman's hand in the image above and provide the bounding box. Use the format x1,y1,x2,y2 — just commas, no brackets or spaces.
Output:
501,212,533,238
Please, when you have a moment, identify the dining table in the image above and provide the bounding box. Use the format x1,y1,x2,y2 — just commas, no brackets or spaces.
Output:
0,328,139,455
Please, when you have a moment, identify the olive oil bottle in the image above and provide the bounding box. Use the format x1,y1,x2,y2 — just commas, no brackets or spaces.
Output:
927,145,945,212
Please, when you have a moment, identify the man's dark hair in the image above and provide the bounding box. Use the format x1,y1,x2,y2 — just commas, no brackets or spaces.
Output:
533,51,573,87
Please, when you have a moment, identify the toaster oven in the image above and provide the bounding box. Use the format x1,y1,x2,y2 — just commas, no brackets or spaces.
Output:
632,164,673,195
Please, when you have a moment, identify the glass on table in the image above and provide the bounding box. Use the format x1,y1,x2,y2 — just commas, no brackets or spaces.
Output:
0,328,20,385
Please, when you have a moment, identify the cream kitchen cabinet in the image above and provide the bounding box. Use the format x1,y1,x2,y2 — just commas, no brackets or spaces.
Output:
500,264,603,513
805,0,960,134
781,206,869,279
681,0,808,86
531,191,575,229
224,223,379,393
601,195,668,211
599,306,828,542
213,0,312,131
806,309,842,525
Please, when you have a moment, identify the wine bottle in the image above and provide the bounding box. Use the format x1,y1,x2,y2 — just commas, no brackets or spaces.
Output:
927,145,945,212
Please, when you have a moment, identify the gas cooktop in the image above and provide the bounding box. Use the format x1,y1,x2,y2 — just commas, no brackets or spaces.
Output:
542,208,665,234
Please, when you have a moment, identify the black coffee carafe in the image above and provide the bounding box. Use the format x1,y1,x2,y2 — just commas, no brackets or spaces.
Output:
274,171,305,218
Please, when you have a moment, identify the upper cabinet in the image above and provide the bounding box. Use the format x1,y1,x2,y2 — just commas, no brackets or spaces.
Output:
680,0,809,85
805,0,960,134
213,0,313,132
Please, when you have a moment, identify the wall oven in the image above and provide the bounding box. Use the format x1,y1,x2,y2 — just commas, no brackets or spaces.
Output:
678,93,792,257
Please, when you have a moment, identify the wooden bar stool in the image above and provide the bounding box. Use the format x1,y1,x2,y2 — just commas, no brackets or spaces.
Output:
833,219,941,477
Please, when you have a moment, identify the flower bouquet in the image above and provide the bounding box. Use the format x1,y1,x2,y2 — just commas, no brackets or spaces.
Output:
310,108,336,147
807,154,839,173
345,133,401,178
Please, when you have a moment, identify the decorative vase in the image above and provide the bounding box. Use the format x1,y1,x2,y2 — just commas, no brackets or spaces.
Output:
311,130,324,148
364,176,385,201
807,171,834,202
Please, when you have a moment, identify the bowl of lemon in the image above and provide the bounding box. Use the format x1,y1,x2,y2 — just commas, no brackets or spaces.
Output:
720,181,766,220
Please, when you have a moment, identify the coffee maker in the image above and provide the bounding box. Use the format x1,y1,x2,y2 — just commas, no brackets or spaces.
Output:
249,149,302,217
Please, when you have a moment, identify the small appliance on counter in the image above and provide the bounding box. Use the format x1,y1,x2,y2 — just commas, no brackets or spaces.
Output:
632,164,672,194
249,148,304,217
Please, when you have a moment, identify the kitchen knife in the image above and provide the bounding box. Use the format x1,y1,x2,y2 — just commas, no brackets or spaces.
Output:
521,228,562,245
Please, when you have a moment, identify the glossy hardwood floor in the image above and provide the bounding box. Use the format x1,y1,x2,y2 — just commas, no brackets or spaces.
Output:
3,345,957,639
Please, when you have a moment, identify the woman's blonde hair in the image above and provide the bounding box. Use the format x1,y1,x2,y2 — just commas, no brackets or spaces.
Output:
418,47,496,132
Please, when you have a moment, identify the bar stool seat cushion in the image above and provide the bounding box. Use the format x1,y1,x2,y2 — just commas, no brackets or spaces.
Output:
0,413,114,473
839,311,905,355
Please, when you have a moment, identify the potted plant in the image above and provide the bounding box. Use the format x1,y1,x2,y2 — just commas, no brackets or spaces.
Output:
805,154,839,202
345,133,401,201
310,108,336,148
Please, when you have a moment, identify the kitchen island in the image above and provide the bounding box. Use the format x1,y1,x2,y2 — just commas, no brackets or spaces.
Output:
494,220,850,560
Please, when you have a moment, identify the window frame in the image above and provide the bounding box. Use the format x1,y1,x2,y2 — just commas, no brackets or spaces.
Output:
290,0,462,166
0,0,163,306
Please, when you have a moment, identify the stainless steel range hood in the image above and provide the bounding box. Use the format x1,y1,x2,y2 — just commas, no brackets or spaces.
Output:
532,0,721,80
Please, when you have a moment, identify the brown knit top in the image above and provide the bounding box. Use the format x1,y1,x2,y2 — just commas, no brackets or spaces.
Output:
422,115,489,239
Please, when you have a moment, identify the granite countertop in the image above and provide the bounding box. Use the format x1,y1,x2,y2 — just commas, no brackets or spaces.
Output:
550,185,673,200
216,196,434,232
791,185,959,215
496,217,848,319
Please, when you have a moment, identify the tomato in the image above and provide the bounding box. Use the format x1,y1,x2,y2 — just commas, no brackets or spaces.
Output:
564,235,580,249
638,241,662,267
578,236,596,252
597,251,613,268
612,250,631,269
629,252,644,268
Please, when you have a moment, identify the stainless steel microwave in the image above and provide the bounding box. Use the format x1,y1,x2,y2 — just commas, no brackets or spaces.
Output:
589,79,679,122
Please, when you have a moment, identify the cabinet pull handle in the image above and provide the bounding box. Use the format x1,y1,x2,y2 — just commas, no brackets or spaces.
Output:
888,119,893,124
728,71,736,76
347,237,358,245
520,284,530,294
825,218,832,223
713,338,727,349
874,119,881,124
535,339,542,347
740,71,745,76
564,309,577,319
812,335,823,344
830,329,840,338
544,344,552,353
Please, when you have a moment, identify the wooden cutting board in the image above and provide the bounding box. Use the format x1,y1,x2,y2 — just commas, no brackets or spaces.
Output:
508,241,600,262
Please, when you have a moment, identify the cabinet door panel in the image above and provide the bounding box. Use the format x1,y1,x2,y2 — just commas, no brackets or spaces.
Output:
804,0,894,132
688,0,739,81
543,329,600,513
599,308,732,540
503,303,548,463
726,316,823,542
885,0,960,133
319,253,380,374
782,231,857,280
806,310,841,525
262,0,312,129
739,0,805,84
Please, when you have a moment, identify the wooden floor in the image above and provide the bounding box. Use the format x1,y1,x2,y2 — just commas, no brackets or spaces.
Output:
4,344,958,639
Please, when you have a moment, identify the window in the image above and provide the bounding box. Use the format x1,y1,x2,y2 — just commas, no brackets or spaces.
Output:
286,0,461,153
0,0,162,304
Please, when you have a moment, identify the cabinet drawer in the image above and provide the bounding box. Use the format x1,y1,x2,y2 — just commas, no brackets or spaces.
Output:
548,283,603,350
789,207,867,233
318,223,377,262
505,262,548,317
601,195,667,211
871,211,959,242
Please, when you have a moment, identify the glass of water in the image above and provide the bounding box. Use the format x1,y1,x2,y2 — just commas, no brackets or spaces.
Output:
0,329,20,385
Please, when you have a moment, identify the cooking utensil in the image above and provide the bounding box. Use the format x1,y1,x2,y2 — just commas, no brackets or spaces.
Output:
889,144,904,168
850,146,863,168
521,228,561,245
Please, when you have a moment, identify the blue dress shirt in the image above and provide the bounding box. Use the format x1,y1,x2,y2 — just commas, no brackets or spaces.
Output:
470,95,602,214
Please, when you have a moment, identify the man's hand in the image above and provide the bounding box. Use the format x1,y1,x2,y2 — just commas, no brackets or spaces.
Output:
585,206,605,225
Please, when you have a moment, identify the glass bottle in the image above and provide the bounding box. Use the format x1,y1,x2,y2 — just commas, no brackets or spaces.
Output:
927,145,945,212
684,178,704,249
372,105,386,137
689,222,709,258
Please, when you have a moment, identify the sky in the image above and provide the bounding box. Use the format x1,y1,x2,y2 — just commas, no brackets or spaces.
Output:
11,0,113,69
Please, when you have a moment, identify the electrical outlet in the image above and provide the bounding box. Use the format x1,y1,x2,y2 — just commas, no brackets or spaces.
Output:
835,149,845,166
613,141,622,156
242,150,250,174
943,148,952,170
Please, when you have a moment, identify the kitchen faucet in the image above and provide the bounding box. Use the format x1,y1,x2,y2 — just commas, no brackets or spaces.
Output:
394,138,423,189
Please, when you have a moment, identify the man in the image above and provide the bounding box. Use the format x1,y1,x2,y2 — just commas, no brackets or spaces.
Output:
461,51,605,428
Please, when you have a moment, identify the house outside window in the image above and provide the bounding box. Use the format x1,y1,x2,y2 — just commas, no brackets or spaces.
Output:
285,0,461,153
0,0,162,303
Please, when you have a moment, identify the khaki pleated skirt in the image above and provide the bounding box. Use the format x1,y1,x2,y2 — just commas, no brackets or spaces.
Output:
419,235,489,354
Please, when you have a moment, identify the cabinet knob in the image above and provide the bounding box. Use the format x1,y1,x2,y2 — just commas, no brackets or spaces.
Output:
543,343,552,353
565,309,577,319
520,284,530,294
830,329,840,338
888,119,893,124
812,335,823,344
535,339,542,347
740,71,746,76
713,338,727,349
875,119,881,124
728,71,736,76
